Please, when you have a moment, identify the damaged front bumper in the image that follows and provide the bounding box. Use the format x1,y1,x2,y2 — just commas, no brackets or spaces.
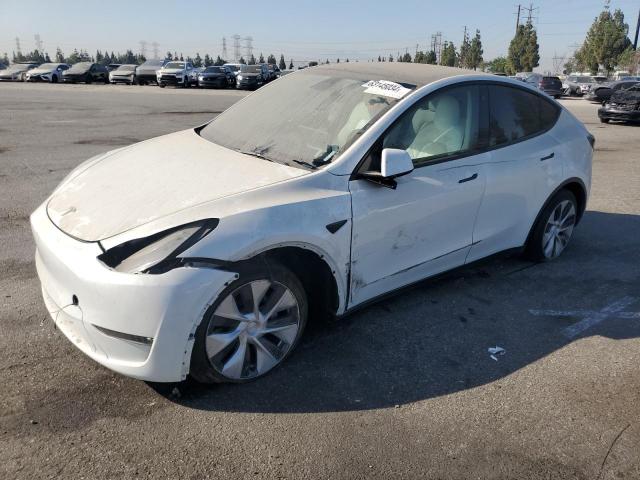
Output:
30,204,237,382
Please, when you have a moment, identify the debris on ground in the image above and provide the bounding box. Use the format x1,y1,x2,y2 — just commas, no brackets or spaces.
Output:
488,346,506,361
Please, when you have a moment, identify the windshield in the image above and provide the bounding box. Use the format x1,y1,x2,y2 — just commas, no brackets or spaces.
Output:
224,64,240,72
68,62,92,73
116,65,136,72
140,60,163,68
204,66,222,73
165,62,185,69
6,64,32,72
577,76,594,83
240,65,261,74
201,73,409,168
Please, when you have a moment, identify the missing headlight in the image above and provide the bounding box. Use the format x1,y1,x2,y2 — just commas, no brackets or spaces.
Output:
98,219,219,274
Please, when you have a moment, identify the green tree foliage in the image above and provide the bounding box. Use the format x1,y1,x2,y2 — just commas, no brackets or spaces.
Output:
440,42,457,67
579,8,631,74
239,56,247,65
258,53,265,63
214,55,225,66
486,56,511,74
193,53,202,67
248,54,256,65
2,52,10,64
425,50,437,64
289,59,294,69
54,48,65,63
508,21,539,72
459,30,471,68
467,30,483,70
203,54,212,66
279,54,286,69
398,52,412,62
387,54,393,62
267,54,276,65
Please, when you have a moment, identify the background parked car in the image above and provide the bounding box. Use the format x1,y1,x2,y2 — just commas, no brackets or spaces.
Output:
135,59,168,85
25,63,69,83
236,64,269,90
525,74,563,98
106,63,121,72
563,75,595,96
62,62,109,84
0,62,39,81
197,65,234,88
109,64,137,85
156,61,195,88
598,83,640,123
223,63,241,85
584,80,640,103
266,64,280,81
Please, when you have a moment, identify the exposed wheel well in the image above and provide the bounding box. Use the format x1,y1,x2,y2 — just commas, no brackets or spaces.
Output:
261,247,340,322
563,181,587,224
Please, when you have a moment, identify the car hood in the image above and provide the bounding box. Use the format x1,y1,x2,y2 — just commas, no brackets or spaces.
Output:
29,67,54,75
239,73,260,77
610,89,640,104
47,129,308,242
159,68,185,74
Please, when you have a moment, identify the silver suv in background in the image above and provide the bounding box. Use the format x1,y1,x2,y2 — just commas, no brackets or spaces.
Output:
563,75,595,96
135,59,169,85
157,61,195,88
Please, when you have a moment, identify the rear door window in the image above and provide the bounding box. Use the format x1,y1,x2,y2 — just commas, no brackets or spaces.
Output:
488,85,559,147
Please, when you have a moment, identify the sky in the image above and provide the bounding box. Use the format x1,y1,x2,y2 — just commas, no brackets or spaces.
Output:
0,0,638,72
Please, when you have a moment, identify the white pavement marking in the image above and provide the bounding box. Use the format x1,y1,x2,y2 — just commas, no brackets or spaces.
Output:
529,296,638,339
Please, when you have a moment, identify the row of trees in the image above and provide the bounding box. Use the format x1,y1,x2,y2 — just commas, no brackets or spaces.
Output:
372,29,484,70
565,8,635,75
483,20,540,75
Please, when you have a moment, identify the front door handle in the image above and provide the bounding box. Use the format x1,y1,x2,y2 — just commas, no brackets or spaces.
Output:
458,173,478,184
540,152,555,161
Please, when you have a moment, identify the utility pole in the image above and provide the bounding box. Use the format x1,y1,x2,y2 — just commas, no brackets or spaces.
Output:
15,37,22,58
634,8,639,50
232,34,241,61
243,36,253,60
34,34,43,52
521,3,538,24
515,4,521,33
139,40,147,59
151,42,159,60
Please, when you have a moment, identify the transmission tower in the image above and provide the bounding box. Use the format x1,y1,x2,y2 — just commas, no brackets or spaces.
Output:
139,40,147,58
151,41,159,59
34,34,43,52
15,37,22,57
222,37,228,60
521,3,538,24
232,34,241,61
430,32,442,64
243,36,253,60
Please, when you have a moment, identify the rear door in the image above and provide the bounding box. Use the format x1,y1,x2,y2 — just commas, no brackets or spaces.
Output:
467,84,563,262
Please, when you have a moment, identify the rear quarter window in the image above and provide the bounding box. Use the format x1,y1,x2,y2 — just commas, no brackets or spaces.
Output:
488,85,560,147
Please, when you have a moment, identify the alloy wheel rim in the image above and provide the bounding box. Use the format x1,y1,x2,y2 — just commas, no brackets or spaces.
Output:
542,200,576,259
206,279,300,380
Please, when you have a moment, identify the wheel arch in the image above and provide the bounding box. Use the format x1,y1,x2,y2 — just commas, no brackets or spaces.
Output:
525,177,587,247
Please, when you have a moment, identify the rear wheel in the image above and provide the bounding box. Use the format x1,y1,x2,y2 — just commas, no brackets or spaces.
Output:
85,73,92,84
526,190,578,261
600,117,610,123
190,261,308,384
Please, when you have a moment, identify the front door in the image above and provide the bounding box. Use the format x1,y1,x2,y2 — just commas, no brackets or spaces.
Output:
348,84,487,307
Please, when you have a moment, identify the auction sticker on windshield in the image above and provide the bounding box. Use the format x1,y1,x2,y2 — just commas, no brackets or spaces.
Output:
362,80,412,99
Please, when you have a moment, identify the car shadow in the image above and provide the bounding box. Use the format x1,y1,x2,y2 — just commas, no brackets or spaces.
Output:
148,210,640,413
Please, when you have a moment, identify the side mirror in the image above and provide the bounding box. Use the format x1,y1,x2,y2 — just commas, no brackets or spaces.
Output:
359,148,414,189
380,148,414,179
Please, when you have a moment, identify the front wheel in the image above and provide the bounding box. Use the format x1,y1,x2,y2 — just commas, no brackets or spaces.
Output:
190,261,308,384
525,190,578,261
85,74,92,84
600,117,610,123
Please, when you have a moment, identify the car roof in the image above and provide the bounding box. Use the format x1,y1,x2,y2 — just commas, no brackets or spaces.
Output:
297,62,490,88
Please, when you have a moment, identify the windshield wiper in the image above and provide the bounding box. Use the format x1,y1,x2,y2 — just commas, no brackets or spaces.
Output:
292,160,317,170
237,149,274,162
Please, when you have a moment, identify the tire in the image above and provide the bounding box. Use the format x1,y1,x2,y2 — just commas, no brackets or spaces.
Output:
190,260,308,384
85,74,92,84
600,117,610,123
159,83,165,88
51,75,58,83
525,189,578,262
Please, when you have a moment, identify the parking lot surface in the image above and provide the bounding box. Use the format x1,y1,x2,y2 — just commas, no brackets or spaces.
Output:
1,83,639,479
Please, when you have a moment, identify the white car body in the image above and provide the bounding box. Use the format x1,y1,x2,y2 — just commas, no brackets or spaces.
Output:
31,64,593,382
25,63,70,82
156,61,194,87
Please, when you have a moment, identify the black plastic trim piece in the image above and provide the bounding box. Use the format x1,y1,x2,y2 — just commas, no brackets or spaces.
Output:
458,173,478,183
326,220,348,234
92,324,153,345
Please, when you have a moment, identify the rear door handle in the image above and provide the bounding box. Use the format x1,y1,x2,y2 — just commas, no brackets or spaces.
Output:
458,173,478,184
540,152,555,161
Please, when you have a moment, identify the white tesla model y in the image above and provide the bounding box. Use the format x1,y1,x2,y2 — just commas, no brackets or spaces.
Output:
31,63,593,383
